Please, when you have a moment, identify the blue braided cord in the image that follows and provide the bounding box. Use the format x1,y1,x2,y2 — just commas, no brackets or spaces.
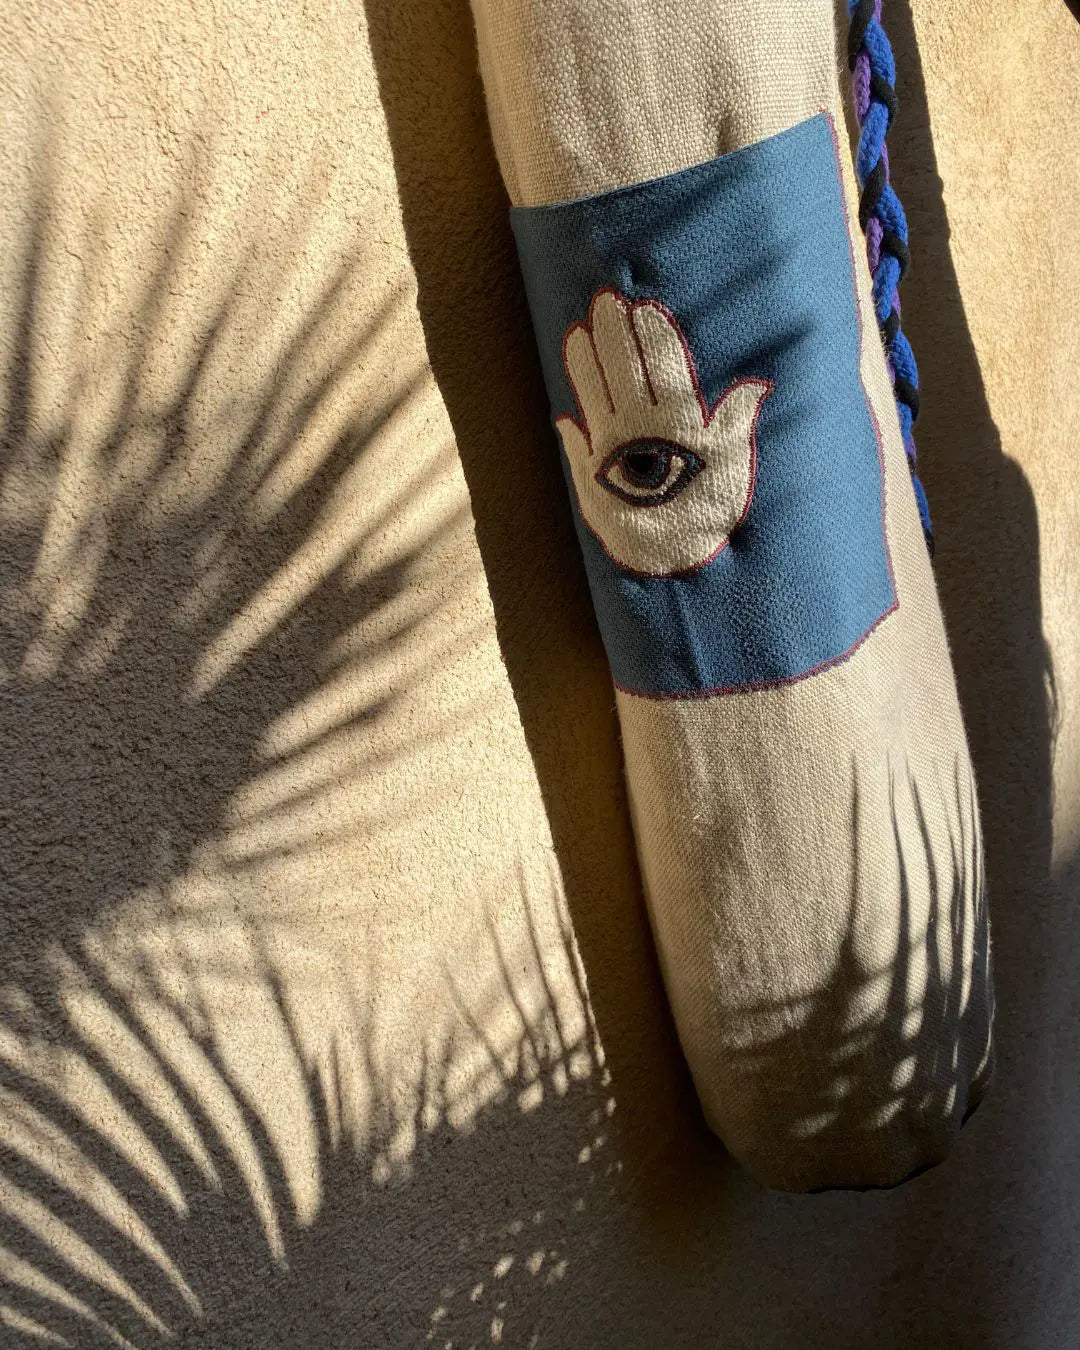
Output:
911,472,931,535
872,184,908,249
862,13,896,88
847,0,934,552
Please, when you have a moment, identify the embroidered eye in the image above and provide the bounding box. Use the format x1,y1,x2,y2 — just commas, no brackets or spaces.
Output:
596,438,705,507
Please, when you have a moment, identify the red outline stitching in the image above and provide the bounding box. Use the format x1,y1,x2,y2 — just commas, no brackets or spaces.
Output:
628,303,659,406
557,285,772,578
609,109,900,701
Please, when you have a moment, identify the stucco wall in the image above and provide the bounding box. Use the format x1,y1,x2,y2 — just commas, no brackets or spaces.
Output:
0,1,1077,1346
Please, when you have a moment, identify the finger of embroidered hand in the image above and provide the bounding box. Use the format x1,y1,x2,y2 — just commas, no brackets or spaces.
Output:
565,323,615,433
631,303,700,412
590,290,654,413
555,414,590,466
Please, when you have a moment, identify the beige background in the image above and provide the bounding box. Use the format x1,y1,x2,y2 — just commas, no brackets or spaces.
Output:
0,1,1076,1346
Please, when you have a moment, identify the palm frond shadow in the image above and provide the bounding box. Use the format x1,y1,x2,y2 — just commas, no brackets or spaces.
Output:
0,885,620,1349
358,0,711,1219
0,118,478,988
723,755,994,1190
0,115,617,1346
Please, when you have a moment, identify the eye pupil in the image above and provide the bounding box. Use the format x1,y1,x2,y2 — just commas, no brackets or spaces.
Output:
621,442,669,491
621,445,670,489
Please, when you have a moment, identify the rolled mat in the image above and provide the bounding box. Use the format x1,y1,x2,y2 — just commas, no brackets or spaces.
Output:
469,0,994,1191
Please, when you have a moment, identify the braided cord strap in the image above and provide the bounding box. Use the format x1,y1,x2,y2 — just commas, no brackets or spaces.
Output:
847,0,934,555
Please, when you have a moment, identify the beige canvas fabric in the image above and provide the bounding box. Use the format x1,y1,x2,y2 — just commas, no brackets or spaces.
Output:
471,0,993,1189
473,0,841,207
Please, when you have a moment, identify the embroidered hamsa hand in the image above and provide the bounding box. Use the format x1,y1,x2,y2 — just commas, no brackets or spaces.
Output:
556,289,772,576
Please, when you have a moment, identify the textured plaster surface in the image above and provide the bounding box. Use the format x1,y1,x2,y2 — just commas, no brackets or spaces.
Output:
0,1,1077,1347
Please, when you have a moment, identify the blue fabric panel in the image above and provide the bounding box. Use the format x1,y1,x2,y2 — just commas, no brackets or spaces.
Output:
510,113,896,698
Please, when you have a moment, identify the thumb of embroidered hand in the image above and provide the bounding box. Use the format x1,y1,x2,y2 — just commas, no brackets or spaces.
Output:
470,0,993,1191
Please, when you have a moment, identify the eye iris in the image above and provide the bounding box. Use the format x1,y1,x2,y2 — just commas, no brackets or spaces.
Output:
596,437,704,507
622,446,670,489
